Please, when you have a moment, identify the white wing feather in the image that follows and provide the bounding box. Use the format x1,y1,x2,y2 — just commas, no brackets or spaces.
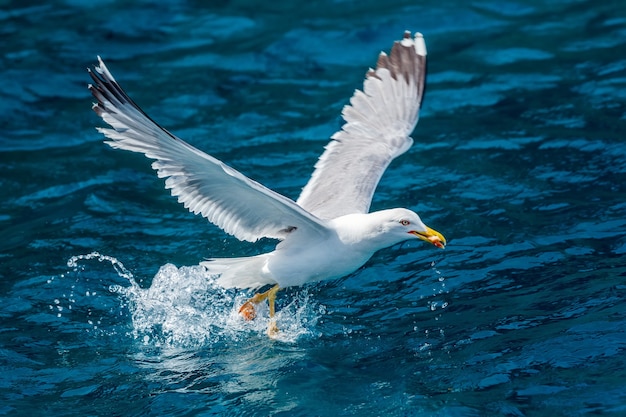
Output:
297,32,427,219
89,57,329,242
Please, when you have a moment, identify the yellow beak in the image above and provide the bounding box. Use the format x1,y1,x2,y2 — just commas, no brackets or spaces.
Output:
411,226,446,249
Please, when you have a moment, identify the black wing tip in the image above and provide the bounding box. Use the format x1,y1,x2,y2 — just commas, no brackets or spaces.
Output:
398,31,426,56
369,31,427,96
86,55,181,142
87,56,133,111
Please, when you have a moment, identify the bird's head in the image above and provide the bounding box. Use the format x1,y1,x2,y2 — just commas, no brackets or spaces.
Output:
377,208,446,249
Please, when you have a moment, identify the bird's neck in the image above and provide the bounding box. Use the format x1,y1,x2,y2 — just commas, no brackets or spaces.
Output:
330,212,399,252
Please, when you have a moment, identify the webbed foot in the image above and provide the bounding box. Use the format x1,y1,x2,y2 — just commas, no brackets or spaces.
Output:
238,285,281,338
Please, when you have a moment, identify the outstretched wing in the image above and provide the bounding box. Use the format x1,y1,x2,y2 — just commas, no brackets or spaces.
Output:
89,57,329,242
297,31,427,220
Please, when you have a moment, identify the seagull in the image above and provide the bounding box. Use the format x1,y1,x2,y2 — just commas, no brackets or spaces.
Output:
88,31,445,337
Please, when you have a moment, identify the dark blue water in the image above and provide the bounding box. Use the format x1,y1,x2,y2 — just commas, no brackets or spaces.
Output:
2,0,626,415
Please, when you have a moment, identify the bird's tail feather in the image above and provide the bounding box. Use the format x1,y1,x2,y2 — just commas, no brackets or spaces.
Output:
201,255,274,289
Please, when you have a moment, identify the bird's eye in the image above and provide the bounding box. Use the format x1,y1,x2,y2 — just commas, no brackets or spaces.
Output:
400,220,410,226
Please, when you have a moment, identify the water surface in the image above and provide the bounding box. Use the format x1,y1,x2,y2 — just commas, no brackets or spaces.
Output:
1,0,626,415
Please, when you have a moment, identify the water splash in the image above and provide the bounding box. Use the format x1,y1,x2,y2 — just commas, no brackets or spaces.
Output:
67,251,135,283
63,252,321,347
424,261,450,340
425,261,449,311
45,252,140,335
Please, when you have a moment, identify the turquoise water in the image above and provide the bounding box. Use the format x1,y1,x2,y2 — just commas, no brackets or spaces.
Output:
2,0,626,415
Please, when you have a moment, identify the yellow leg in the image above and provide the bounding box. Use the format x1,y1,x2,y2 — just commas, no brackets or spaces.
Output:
266,285,280,338
238,284,281,335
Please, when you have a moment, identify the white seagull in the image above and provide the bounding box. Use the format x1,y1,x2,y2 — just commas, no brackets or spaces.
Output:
89,31,445,337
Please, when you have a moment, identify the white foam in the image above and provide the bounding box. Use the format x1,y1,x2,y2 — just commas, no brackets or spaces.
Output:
67,253,322,347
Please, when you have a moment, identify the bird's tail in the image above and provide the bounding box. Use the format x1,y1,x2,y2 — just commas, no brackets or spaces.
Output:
200,255,274,289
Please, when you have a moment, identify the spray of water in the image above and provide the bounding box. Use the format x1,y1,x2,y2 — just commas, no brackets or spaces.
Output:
62,252,321,347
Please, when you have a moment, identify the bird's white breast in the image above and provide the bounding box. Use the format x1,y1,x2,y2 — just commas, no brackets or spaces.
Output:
267,230,376,288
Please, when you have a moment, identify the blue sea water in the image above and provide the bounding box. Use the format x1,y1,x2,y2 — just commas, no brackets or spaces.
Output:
2,0,626,415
